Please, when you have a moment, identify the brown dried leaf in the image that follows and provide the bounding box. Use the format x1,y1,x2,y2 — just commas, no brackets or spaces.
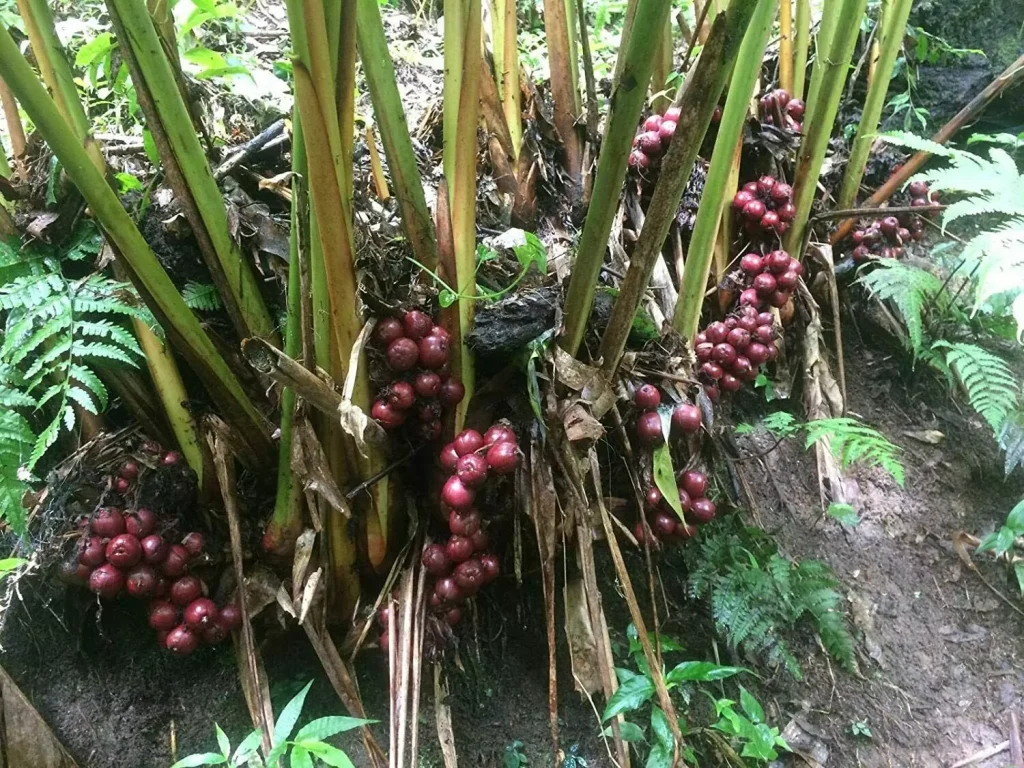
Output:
292,421,351,519
291,528,317,605
0,665,78,768
563,403,605,444
564,578,602,694
553,347,616,418
434,665,459,768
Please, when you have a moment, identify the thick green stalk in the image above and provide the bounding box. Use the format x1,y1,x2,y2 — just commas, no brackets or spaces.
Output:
0,25,271,458
779,0,793,93
109,0,277,344
802,0,838,129
448,0,481,429
673,0,776,344
836,0,911,209
559,0,675,358
651,16,673,113
600,0,760,372
611,0,640,88
784,0,869,256
442,0,466,184
355,0,438,269
0,77,25,162
134,320,204,479
498,0,522,154
0,134,9,177
792,0,810,97
15,0,89,139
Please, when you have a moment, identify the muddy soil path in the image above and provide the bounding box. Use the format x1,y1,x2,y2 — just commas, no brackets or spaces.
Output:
733,339,1024,767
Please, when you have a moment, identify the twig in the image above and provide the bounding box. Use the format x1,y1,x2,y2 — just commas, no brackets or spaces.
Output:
831,52,1024,244
345,445,430,500
813,203,945,222
678,0,713,77
844,22,877,102
950,741,1010,768
214,119,287,180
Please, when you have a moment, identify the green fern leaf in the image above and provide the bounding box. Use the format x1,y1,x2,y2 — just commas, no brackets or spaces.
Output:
0,383,36,408
182,282,223,311
935,342,1019,434
880,131,957,157
3,314,71,366
858,259,945,355
69,364,108,410
28,413,62,470
66,385,98,415
76,319,143,357
804,417,905,485
23,338,72,381
75,340,140,368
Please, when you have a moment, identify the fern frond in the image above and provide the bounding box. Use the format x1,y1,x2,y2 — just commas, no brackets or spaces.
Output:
3,314,71,366
69,364,108,410
999,411,1024,477
880,131,957,157
75,340,140,367
182,281,223,311
76,320,144,357
0,410,33,536
66,385,98,415
804,417,904,485
0,382,36,409
858,259,945,355
935,342,1019,434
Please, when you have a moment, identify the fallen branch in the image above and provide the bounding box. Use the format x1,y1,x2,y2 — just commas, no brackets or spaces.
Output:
830,52,1024,244
214,119,287,180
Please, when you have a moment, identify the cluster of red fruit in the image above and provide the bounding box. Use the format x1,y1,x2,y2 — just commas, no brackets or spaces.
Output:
630,385,716,544
371,310,466,442
695,305,779,401
628,107,682,171
849,181,933,262
758,88,804,131
731,176,795,238
64,454,239,656
734,248,802,312
377,425,519,650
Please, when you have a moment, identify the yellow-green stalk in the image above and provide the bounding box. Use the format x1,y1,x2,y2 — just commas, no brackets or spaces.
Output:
600,0,761,372
356,0,438,268
784,0,870,256
560,0,675,358
107,0,278,344
836,0,912,210
673,0,776,344
0,25,272,457
792,0,809,97
651,17,673,113
779,0,793,93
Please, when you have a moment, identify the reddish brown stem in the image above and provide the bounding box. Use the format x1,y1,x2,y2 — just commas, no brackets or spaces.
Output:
830,52,1024,244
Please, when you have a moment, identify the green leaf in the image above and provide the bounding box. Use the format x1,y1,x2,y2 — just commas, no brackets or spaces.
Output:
650,706,673,751
651,442,682,519
600,721,646,742
267,680,312,763
439,288,457,308
170,754,227,768
231,729,263,766
601,674,655,721
293,716,374,742
665,661,748,684
75,33,116,67
827,503,859,527
297,741,355,767
1004,499,1024,534
215,725,231,758
977,526,1015,556
1015,562,1024,597
645,745,672,768
142,130,160,165
512,231,547,275
739,687,764,724
289,746,313,768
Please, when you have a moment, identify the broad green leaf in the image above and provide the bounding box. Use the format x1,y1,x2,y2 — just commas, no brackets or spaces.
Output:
827,503,859,527
652,442,682,519
645,745,672,768
75,33,115,67
294,716,374,742
614,667,640,685
513,231,547,274
650,706,673,751
170,754,226,767
142,130,160,166
215,724,231,757
298,741,356,767
739,687,764,724
289,746,313,768
601,721,646,742
977,525,1015,556
601,674,655,721
231,729,263,766
665,661,748,684
0,558,27,575
439,289,457,308
1015,562,1024,597
1006,499,1024,533
268,680,312,763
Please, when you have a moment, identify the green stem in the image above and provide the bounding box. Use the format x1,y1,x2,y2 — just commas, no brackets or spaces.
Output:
600,0,760,373
802,0,838,129
836,0,912,210
784,0,870,257
0,24,271,458
792,0,810,97
672,0,776,344
355,0,438,269
559,0,675,358
109,0,278,344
